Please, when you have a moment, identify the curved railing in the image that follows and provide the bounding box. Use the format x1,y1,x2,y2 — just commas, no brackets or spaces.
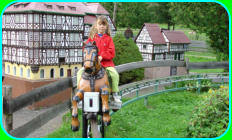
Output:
111,72,229,115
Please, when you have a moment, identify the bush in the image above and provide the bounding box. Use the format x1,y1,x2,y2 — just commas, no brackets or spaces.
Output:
186,85,229,138
113,34,144,85
165,79,213,93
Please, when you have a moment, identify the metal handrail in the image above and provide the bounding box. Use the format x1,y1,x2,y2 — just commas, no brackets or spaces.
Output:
110,73,229,115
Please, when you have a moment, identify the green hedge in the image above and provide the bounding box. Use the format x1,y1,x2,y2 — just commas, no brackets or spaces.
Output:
113,34,144,85
186,85,229,138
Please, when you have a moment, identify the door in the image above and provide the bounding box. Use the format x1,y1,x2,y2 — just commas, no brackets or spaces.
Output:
67,69,72,77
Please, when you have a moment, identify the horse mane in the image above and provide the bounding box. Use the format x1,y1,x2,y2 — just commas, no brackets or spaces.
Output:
84,42,101,75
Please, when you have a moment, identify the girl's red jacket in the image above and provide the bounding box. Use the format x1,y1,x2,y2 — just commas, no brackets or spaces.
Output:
85,34,115,68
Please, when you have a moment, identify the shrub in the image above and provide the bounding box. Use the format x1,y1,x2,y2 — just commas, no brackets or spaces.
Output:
113,34,144,85
165,79,212,93
186,85,229,138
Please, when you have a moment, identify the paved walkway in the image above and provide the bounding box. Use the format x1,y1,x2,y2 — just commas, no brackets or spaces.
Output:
12,106,69,138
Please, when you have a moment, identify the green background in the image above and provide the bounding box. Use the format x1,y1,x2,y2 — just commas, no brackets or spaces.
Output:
0,0,231,139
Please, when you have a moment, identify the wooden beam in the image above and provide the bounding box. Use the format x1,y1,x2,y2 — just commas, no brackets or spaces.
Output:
10,100,70,138
188,61,229,69
115,60,185,73
3,77,72,114
2,85,13,134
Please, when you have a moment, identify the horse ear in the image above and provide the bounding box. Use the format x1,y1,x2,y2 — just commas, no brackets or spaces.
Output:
92,41,96,46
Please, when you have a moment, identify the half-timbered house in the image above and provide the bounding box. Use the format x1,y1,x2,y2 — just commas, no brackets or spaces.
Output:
2,2,115,109
82,3,117,40
135,23,190,79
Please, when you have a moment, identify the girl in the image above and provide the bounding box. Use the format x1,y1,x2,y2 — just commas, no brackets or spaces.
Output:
76,15,121,124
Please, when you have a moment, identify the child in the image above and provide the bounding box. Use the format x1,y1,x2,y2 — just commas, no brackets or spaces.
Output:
77,15,121,105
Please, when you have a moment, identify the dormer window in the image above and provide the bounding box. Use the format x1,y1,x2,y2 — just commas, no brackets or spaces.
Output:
58,5,64,10
14,4,24,8
46,5,52,9
69,6,76,11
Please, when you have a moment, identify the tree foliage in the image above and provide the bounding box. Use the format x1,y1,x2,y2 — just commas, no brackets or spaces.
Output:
169,3,229,61
101,2,152,28
150,2,175,30
113,34,144,85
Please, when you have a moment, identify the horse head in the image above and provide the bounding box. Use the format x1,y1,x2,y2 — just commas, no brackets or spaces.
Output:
83,41,101,75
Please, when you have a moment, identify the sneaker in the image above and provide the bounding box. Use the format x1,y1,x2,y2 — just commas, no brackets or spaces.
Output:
109,92,122,110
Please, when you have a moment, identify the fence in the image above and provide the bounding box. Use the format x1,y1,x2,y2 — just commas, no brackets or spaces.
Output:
114,73,229,114
2,60,229,137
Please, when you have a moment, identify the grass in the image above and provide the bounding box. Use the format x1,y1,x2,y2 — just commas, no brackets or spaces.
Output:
46,90,206,138
185,51,216,58
184,51,224,73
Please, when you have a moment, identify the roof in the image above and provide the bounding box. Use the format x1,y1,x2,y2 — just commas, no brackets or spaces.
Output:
144,23,166,44
136,23,190,44
84,15,97,25
5,2,85,15
4,2,110,16
163,30,191,44
85,3,109,15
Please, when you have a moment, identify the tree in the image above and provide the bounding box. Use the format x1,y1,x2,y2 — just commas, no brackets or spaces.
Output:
117,2,152,28
100,2,114,18
113,34,144,85
101,2,152,28
169,2,229,61
150,2,175,30
113,2,117,24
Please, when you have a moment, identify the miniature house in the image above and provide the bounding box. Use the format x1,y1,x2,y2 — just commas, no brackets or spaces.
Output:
135,23,190,79
82,3,117,40
2,2,115,109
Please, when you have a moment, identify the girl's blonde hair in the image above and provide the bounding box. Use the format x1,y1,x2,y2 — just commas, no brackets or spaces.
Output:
89,15,111,39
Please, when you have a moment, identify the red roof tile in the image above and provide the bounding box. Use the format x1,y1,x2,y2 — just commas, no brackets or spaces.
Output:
84,15,97,25
144,23,166,44
85,3,109,15
163,30,190,44
5,2,88,15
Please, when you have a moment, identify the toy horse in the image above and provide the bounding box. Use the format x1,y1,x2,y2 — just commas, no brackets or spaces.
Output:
71,42,111,131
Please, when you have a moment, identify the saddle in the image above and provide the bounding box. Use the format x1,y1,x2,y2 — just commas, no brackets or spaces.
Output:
81,68,121,109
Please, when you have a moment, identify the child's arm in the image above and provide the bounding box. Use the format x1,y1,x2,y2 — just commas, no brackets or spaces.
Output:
100,38,115,60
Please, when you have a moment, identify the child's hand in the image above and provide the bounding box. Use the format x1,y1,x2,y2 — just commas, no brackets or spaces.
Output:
98,56,103,62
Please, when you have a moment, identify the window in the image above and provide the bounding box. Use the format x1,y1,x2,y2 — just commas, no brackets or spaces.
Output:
13,66,16,75
50,68,54,78
40,69,45,79
28,14,33,23
174,53,177,60
27,68,30,78
73,67,78,75
170,66,177,76
20,68,23,77
57,5,64,10
152,54,156,60
60,68,64,77
7,65,10,74
46,4,52,9
143,45,147,50
70,6,76,11
59,57,65,63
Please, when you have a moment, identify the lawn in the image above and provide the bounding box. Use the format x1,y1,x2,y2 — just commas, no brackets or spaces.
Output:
46,90,207,138
184,51,224,73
